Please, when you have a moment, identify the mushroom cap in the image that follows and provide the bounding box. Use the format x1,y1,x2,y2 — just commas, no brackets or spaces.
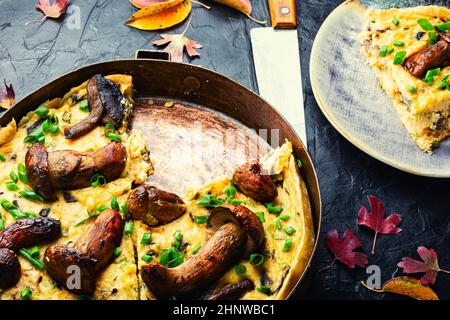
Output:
232,160,277,203
208,204,265,256
0,248,21,289
25,143,57,202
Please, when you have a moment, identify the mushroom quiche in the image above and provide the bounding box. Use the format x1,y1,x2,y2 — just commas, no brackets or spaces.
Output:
360,5,450,152
0,75,314,300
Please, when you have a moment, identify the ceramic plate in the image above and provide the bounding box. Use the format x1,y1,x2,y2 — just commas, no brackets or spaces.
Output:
310,0,450,177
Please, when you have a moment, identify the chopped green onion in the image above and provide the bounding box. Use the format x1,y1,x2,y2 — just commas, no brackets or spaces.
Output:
75,214,99,226
0,199,15,211
283,238,293,252
275,219,281,230
79,100,89,112
408,87,417,94
284,226,296,235
196,194,224,208
0,154,6,161
96,205,108,212
224,186,236,199
393,41,404,47
297,159,302,168
17,163,28,184
20,287,32,300
435,75,450,90
424,68,441,85
235,263,247,276
90,174,106,188
249,253,265,266
19,248,45,270
227,199,242,205
104,124,121,142
19,188,44,202
141,255,153,263
159,247,184,268
9,171,18,183
140,232,152,245
110,195,119,211
113,247,122,258
24,125,45,145
266,203,283,214
124,221,134,235
174,230,183,241
417,18,434,31
391,18,399,26
387,48,394,54
254,211,265,223
194,216,208,224
257,285,271,294
379,45,388,57
229,179,236,186
35,105,49,118
436,22,450,32
28,246,40,258
429,32,438,45
191,245,201,255
5,181,19,191
121,203,128,220
393,51,407,65
279,214,290,221
0,219,5,230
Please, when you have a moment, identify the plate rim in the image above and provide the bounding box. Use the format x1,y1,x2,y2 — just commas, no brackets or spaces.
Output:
309,0,450,178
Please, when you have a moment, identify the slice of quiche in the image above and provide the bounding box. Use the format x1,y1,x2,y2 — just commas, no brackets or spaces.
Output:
360,5,450,152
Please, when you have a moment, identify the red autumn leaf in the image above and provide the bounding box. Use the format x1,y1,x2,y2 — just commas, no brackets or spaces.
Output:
322,228,368,271
0,79,15,109
398,246,450,285
358,195,401,255
153,15,202,62
27,0,70,25
130,0,171,9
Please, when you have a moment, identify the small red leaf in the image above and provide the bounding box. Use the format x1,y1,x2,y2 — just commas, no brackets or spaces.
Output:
398,246,450,285
37,0,70,18
323,228,368,270
0,79,15,109
358,195,401,255
130,0,169,9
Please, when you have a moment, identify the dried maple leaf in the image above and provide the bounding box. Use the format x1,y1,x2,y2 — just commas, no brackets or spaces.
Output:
361,276,439,300
153,15,202,62
358,195,401,255
27,0,70,25
321,228,368,271
397,246,450,285
0,80,15,110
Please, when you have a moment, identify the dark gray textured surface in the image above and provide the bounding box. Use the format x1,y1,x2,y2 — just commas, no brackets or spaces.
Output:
0,0,449,300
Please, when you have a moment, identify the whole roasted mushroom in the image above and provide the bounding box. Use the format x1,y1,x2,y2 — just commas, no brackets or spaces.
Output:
232,160,278,203
140,204,264,298
64,74,126,139
44,209,123,295
26,141,126,202
0,217,62,289
126,185,186,226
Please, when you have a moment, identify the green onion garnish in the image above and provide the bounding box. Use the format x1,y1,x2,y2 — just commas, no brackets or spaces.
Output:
174,230,183,241
436,22,450,32
283,238,293,252
9,171,18,183
0,219,5,230
297,159,302,168
110,195,119,211
159,247,184,268
120,203,128,220
235,263,247,276
424,68,441,85
79,100,89,112
0,154,6,161
5,181,19,191
19,248,45,270
124,221,134,235
284,226,296,235
279,214,290,221
35,105,49,118
408,87,417,94
191,245,201,255
113,247,122,258
257,286,271,294
266,203,283,214
194,216,208,224
96,205,108,212
392,18,399,26
379,45,388,57
393,51,407,65
249,253,265,266
255,211,265,223
224,186,236,199
227,199,242,205
275,219,282,230
104,124,121,142
417,18,434,30
196,194,224,208
20,287,32,300
429,32,438,45
19,188,44,202
28,246,40,258
435,75,450,90
17,163,28,184
140,232,152,245
393,41,404,47
75,214,99,226
90,174,106,188
141,255,153,263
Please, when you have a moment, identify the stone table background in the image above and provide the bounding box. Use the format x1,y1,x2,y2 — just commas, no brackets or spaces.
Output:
0,0,449,300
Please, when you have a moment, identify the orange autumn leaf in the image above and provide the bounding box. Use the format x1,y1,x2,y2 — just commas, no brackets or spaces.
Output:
361,276,439,300
127,0,191,31
0,80,15,110
127,0,184,23
212,0,265,24
153,16,201,62
130,0,171,9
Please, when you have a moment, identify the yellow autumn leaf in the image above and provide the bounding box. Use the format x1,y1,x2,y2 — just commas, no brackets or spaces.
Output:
127,0,191,31
127,0,185,23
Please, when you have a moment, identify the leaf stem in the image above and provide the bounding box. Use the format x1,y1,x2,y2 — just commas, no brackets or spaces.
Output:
318,259,336,272
246,14,267,26
191,0,211,10
371,231,378,255
360,280,384,293
182,13,194,36
439,268,450,274
25,16,47,26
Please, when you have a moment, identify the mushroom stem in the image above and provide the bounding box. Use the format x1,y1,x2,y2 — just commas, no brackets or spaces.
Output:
141,222,245,298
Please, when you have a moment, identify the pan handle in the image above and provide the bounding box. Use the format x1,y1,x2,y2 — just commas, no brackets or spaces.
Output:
134,49,171,61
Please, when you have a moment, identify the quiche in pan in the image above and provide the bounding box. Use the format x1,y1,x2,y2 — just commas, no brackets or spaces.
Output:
0,75,314,300
360,5,450,152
